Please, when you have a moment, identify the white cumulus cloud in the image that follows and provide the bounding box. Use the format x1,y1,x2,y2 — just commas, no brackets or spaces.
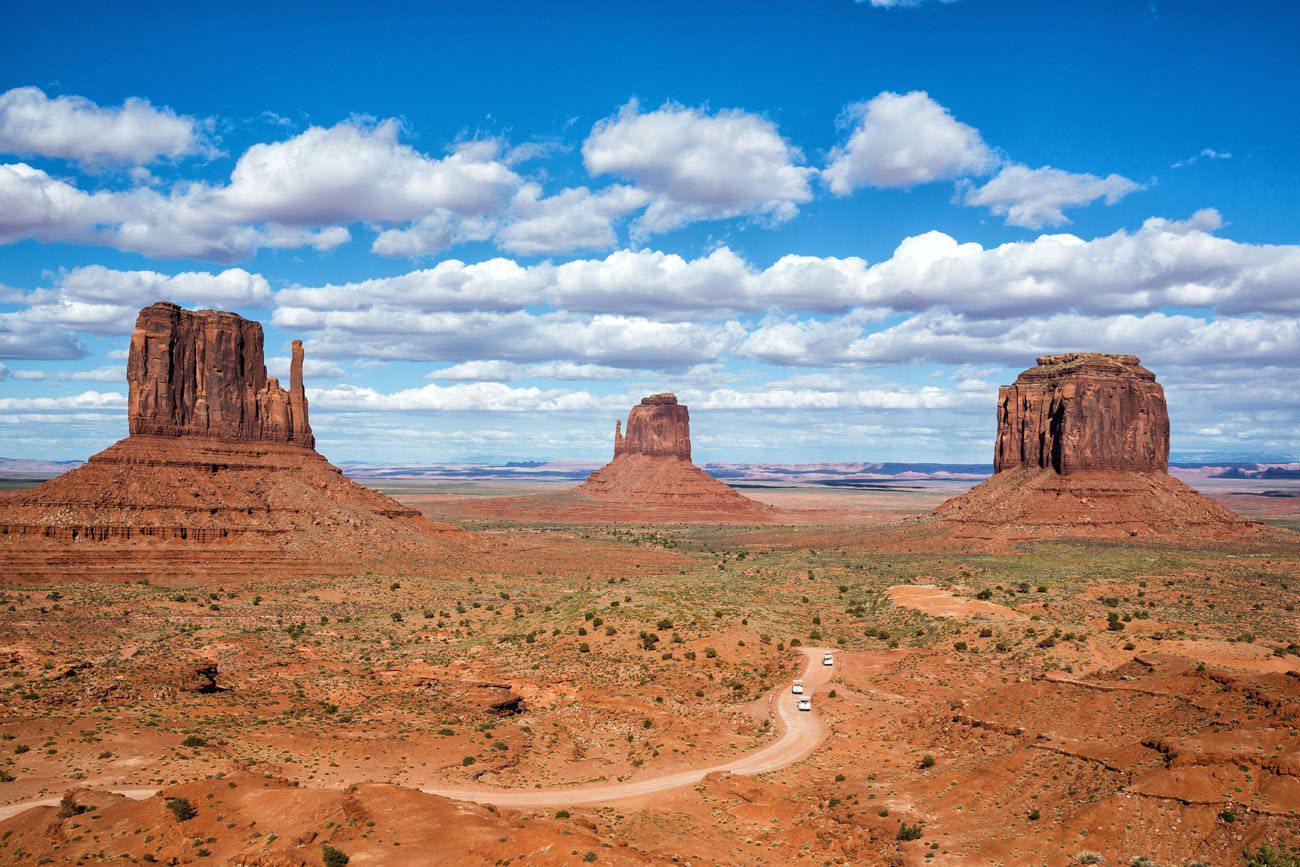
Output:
0,87,208,168
583,100,814,236
824,91,996,193
309,381,599,413
959,163,1144,228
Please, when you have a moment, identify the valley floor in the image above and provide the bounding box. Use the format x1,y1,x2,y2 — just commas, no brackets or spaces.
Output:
1,481,1298,864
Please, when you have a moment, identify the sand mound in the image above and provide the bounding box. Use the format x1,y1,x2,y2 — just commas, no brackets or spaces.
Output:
928,467,1262,541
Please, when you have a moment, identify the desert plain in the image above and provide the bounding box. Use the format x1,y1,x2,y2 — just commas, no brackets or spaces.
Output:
1,468,1298,865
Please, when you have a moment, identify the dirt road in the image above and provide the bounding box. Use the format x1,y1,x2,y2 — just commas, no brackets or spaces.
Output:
0,647,835,819
420,645,835,807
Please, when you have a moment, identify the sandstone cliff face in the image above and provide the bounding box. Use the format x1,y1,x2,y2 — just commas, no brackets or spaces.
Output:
614,393,692,459
127,302,314,448
993,353,1168,475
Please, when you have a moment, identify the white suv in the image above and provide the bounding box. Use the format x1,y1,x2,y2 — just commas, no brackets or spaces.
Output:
792,680,805,695
822,653,834,666
797,697,812,712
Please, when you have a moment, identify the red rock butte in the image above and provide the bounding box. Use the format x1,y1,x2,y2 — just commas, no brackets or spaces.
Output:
0,302,454,582
929,353,1261,540
127,302,314,447
576,394,771,517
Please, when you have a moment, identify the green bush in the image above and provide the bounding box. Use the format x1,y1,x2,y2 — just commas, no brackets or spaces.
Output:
1243,841,1300,867
322,845,350,867
166,797,196,822
897,821,923,841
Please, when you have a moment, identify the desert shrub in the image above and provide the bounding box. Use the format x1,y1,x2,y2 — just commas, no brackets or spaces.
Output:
897,821,923,840
919,755,935,769
1027,808,1041,821
166,797,196,822
975,589,993,600
1219,807,1237,823
1243,842,1300,866
322,845,350,866
57,793,89,818
578,643,590,653
555,809,570,818
181,735,207,748
704,647,718,659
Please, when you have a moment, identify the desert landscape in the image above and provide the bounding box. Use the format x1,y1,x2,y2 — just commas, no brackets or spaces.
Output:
0,303,1297,866
3,4,1300,864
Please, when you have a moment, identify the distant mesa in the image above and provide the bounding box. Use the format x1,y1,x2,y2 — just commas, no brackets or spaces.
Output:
0,301,455,581
577,393,771,516
452,392,775,522
929,353,1262,540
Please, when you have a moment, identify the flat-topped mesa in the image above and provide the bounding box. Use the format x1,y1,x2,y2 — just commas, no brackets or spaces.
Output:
127,302,314,448
993,353,1168,475
612,393,691,460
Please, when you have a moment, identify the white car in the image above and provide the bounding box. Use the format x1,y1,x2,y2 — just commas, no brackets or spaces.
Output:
822,653,834,666
796,696,812,712
791,680,805,695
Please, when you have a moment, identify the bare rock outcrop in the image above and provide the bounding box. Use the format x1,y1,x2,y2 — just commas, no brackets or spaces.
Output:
929,353,1261,541
994,353,1167,474
577,393,771,518
0,301,458,582
128,302,313,447
614,393,692,459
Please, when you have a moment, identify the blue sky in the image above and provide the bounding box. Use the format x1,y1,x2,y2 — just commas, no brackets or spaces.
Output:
2,0,1298,464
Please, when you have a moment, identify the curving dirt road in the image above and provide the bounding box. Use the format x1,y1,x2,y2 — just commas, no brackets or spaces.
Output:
0,647,835,820
420,645,835,807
